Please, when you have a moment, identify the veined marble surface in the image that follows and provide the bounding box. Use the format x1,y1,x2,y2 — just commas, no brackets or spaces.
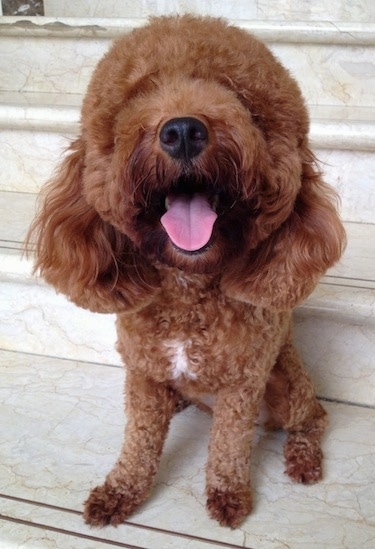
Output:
0,34,110,95
1,13,374,216
5,190,373,285
42,0,375,22
1,271,373,405
315,148,375,224
1,89,375,223
1,226,375,408
2,129,374,223
2,93,375,150
1,350,374,548
0,275,120,365
294,292,375,407
1,18,374,108
1,189,374,404
0,130,70,194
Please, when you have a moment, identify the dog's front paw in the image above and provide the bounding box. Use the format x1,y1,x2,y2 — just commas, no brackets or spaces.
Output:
284,435,323,484
83,482,144,527
206,487,252,528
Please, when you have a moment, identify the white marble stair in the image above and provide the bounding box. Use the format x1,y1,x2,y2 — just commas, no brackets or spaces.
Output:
1,17,375,105
2,92,375,226
0,15,375,407
42,0,375,21
1,17,375,222
1,9,375,548
1,190,375,408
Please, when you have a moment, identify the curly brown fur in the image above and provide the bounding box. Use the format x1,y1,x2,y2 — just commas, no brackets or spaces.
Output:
26,15,345,528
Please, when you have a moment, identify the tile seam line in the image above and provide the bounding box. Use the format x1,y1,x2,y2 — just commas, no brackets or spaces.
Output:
326,279,375,284
3,268,373,286
0,189,37,196
0,347,123,369
1,258,374,290
0,498,249,549
318,396,375,410
0,513,143,549
324,275,375,285
3,261,372,288
315,283,375,290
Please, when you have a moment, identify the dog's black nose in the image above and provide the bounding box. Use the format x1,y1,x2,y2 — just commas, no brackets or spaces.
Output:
159,117,208,160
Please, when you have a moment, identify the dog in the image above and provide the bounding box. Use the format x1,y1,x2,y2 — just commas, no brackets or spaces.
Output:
27,15,345,528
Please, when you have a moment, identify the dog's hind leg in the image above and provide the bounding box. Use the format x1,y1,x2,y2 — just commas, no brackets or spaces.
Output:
264,331,328,484
83,372,177,527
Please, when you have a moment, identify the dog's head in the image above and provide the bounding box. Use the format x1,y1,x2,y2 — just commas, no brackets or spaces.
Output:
81,16,310,274
28,16,345,311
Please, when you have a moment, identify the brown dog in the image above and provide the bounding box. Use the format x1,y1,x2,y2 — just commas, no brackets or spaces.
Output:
27,15,345,528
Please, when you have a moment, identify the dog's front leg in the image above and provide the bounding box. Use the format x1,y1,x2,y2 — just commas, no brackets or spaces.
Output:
84,372,177,527
206,385,262,528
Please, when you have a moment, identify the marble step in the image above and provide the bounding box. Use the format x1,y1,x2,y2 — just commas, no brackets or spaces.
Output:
42,0,375,23
1,349,374,548
0,190,374,407
1,16,374,108
1,90,375,224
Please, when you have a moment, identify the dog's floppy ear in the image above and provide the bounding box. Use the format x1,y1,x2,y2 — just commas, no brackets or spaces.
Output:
26,139,159,313
221,150,346,310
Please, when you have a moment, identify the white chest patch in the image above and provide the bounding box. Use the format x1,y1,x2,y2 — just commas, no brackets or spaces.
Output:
166,340,197,381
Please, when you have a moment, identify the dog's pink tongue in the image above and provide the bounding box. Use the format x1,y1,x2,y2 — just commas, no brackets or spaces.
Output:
161,193,217,252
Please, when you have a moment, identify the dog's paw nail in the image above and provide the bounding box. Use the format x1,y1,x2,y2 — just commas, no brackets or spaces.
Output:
206,488,252,528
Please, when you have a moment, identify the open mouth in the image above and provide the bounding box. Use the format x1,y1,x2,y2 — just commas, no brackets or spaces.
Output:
153,175,223,253
161,191,218,252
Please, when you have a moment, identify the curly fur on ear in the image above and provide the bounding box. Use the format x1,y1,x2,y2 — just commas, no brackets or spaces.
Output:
221,147,346,310
25,139,160,313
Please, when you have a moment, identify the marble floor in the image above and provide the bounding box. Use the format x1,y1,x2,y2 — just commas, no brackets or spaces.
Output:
1,349,374,548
